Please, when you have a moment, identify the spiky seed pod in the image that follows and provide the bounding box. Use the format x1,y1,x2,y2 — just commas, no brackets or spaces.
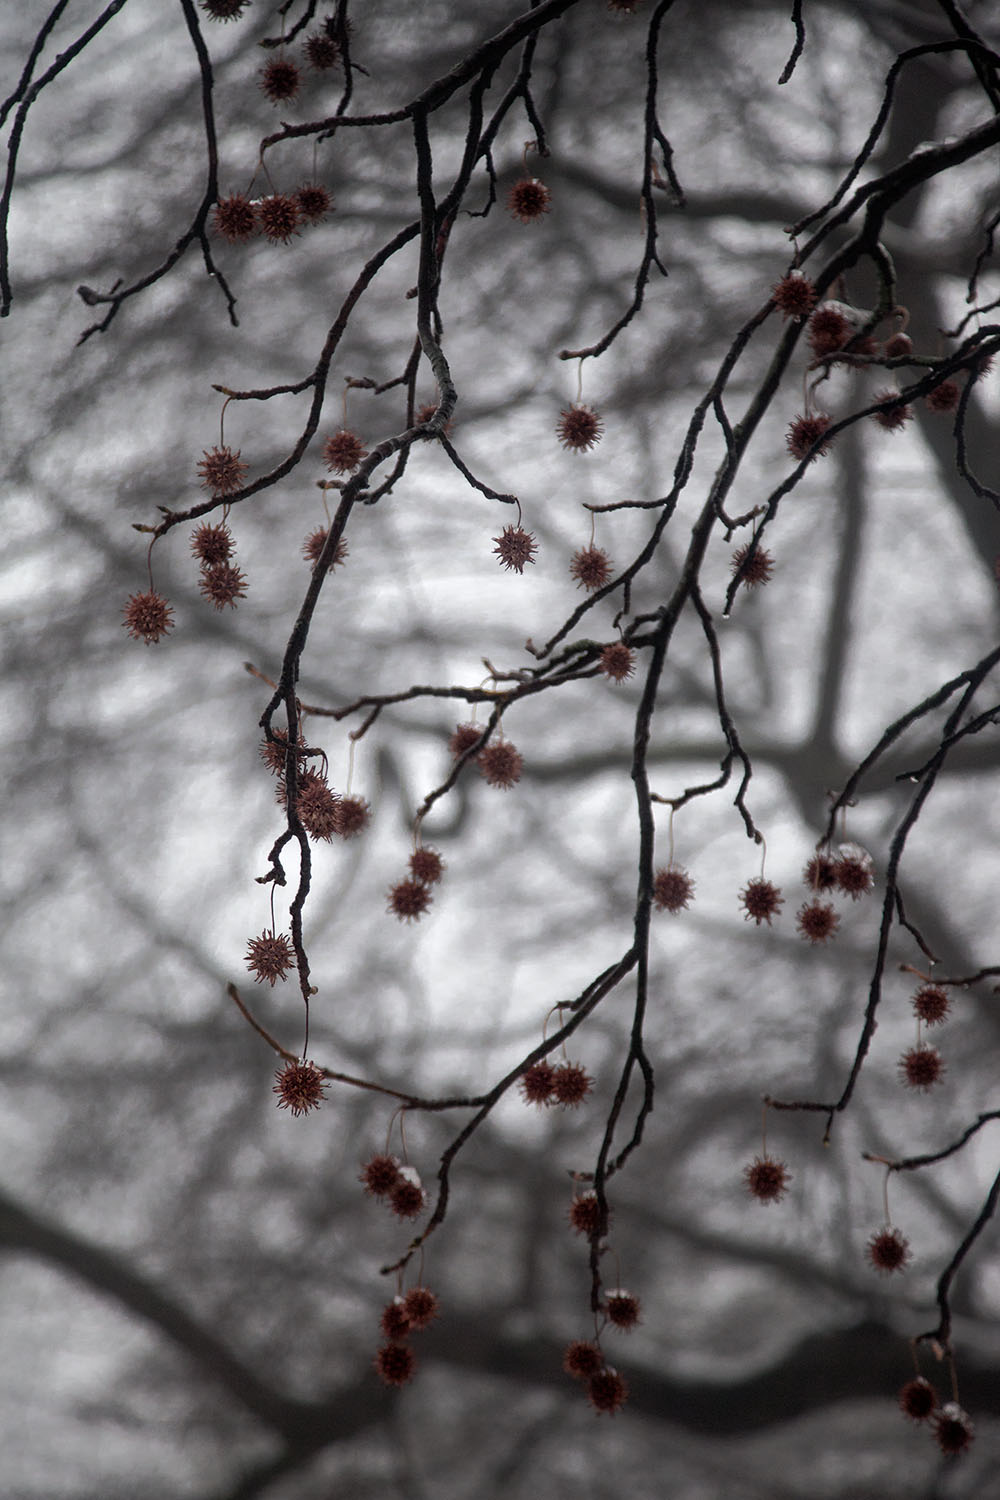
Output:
772,272,817,319
335,795,371,838
259,729,305,776
520,1061,556,1105
449,723,482,759
600,642,635,682
786,412,833,462
557,404,604,452
296,183,333,222
359,1154,401,1197
389,1171,426,1220
834,846,874,899
912,984,950,1026
926,378,961,412
871,390,913,431
190,522,234,566
304,32,340,69
744,1155,790,1204
122,590,174,644
402,1286,439,1330
587,1367,628,1414
273,1059,326,1116
260,58,300,103
478,740,523,789
302,527,349,570
213,193,257,242
796,899,839,944
296,770,340,840
898,1045,945,1091
605,1291,641,1330
804,853,837,891
933,1403,974,1455
653,865,694,912
323,429,367,473
507,177,551,222
867,1226,911,1275
409,847,444,885
380,1299,411,1342
493,525,537,573
731,543,774,587
197,444,248,496
245,929,295,985
199,562,247,610
200,0,250,20
568,1192,606,1237
388,879,433,922
374,1342,415,1387
808,304,851,357
563,1340,604,1379
740,878,784,926
884,332,913,359
258,194,301,244
569,545,613,591
551,1062,593,1107
899,1377,937,1423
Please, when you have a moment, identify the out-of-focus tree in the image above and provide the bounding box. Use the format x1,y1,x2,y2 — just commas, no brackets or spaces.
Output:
2,1,1000,1495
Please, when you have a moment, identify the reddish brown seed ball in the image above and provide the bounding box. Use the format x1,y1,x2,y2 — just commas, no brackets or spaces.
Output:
786,412,833,462
834,848,875,899
796,899,839,944
744,1155,790,1204
449,723,483,760
296,182,333,223
731,543,774,588
605,1291,641,1330
197,444,247,496
122,590,174,644
600,642,635,683
570,545,613,591
520,1061,556,1106
808,305,851,357
191,522,234,566
323,429,368,473
568,1192,606,1237
933,1404,974,1455
653,865,694,913
507,177,551,222
740,878,784,926
563,1340,604,1380
557,404,604,452
478,740,523,789
380,1299,411,1342
260,58,300,103
245,929,295,986
409,847,444,885
374,1342,416,1387
359,1154,402,1198
302,527,349,570
389,1174,426,1220
199,562,247,610
867,1226,911,1275
772,272,817,319
912,984,950,1026
296,770,340,841
898,1045,945,1091
551,1062,593,1107
899,1377,937,1423
258,194,301,244
493,524,537,573
273,1059,326,1116
387,879,433,922
883,332,913,359
925,378,961,413
803,854,837,891
335,795,371,838
213,193,257,242
871,389,913,431
587,1366,628,1414
304,32,340,70
200,0,250,22
402,1286,439,1330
